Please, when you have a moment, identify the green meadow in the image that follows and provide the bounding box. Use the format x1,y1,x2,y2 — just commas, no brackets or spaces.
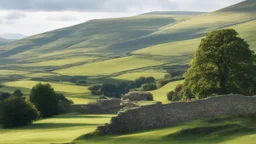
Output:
0,114,114,144
76,115,256,144
0,0,256,143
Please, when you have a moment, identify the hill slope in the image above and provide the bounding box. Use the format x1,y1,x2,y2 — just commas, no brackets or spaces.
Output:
0,1,256,96
0,12,199,60
0,37,14,45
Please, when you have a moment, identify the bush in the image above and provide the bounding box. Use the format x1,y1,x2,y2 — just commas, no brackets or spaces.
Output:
135,77,146,87
141,83,157,91
29,83,59,118
0,92,11,101
175,84,183,93
101,84,121,98
89,84,102,95
146,93,154,101
145,77,156,84
167,91,175,101
56,93,73,113
0,97,39,128
12,89,23,97
167,90,181,101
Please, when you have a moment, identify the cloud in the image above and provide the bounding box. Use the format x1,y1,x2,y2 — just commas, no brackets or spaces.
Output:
4,12,26,20
0,0,244,12
47,16,78,21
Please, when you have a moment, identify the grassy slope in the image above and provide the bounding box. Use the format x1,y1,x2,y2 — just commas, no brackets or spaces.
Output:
0,114,114,144
1,80,95,104
151,80,184,103
0,13,192,60
76,115,256,144
0,37,14,45
55,56,165,76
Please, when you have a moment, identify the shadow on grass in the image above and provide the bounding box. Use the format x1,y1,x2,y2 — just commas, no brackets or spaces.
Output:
16,123,99,130
54,114,113,119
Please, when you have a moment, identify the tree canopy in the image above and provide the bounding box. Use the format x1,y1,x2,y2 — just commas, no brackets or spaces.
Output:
29,83,59,118
182,29,256,99
0,97,39,128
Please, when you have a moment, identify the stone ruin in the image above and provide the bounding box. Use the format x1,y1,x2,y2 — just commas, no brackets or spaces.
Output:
97,94,256,134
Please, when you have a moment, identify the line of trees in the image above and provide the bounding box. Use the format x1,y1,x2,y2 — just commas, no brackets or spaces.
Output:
0,83,73,128
88,77,158,98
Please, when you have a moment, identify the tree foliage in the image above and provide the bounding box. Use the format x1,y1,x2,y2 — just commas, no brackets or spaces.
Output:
183,29,256,99
0,97,39,128
141,83,157,91
12,89,23,97
29,83,59,118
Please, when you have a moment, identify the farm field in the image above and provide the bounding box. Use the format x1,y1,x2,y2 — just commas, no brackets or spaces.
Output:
0,114,114,144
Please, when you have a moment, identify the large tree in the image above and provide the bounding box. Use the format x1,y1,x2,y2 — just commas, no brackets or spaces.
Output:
182,29,256,99
29,83,59,117
0,97,39,128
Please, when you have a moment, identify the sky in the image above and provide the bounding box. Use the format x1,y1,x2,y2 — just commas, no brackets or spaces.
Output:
0,0,244,37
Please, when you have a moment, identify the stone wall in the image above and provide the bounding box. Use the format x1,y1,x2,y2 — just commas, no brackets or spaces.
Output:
97,95,256,134
70,99,121,114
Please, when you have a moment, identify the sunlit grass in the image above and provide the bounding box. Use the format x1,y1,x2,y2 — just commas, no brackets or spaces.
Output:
112,69,167,81
0,114,114,144
55,56,165,76
151,80,184,103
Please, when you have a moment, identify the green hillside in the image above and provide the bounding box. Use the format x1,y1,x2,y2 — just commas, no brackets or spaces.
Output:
0,37,14,45
1,0,256,100
0,114,114,144
0,12,196,60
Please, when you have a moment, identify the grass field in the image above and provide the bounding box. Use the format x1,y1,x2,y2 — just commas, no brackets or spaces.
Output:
55,56,165,76
0,113,114,144
3,80,89,94
76,115,256,144
20,57,95,67
112,69,167,81
1,80,93,104
151,80,184,103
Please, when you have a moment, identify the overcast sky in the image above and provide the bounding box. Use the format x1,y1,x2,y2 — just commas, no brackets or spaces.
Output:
0,0,244,37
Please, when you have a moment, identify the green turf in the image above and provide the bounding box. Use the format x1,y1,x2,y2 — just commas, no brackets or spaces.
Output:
75,115,256,144
1,80,92,104
0,113,114,144
151,80,184,103
112,69,167,81
20,57,95,67
3,80,89,94
55,56,165,76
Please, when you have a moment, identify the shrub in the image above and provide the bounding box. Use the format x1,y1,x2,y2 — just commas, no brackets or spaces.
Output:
29,83,59,118
135,77,146,87
167,90,181,101
141,83,157,91
0,97,39,128
0,92,11,101
89,84,102,95
174,84,183,93
56,93,73,113
146,93,154,101
167,91,175,101
164,73,172,79
12,89,23,97
145,77,156,84
101,84,121,98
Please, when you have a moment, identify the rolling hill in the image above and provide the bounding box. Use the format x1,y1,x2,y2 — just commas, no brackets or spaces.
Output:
0,37,14,45
0,0,256,103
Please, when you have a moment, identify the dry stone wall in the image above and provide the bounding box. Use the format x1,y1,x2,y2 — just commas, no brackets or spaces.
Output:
97,95,256,134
